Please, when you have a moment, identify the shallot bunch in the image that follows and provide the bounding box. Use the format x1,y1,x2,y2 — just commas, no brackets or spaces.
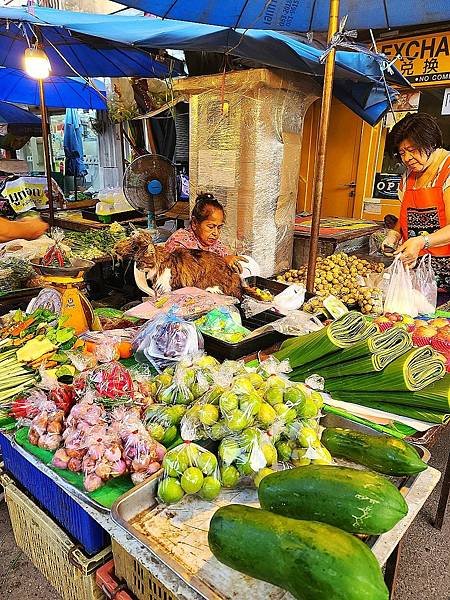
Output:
119,411,166,485
28,400,64,451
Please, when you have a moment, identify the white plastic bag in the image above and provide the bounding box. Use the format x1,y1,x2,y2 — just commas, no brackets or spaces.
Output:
413,254,437,315
383,255,417,317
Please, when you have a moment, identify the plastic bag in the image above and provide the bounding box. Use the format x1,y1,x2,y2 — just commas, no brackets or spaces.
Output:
134,308,203,370
73,362,134,401
145,404,186,446
28,399,65,451
157,441,222,504
195,306,250,343
275,418,332,467
217,428,277,484
383,255,418,317
413,254,437,315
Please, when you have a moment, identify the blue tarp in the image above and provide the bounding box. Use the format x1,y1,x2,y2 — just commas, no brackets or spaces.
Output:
0,101,41,126
0,69,106,110
64,109,87,178
0,7,171,78
115,1,450,32
0,7,408,124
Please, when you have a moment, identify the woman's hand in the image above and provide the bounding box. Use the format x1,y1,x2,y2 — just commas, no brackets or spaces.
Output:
395,236,425,267
225,255,248,274
381,229,401,255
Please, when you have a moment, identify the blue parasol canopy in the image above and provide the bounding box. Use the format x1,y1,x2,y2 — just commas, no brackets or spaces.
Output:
0,6,172,78
114,0,450,32
0,68,106,110
0,100,41,126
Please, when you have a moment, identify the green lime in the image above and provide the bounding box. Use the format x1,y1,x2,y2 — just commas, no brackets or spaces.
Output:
311,445,333,465
237,458,256,477
199,476,221,500
231,376,255,396
157,477,184,504
264,386,284,406
253,467,275,488
239,394,261,416
197,451,218,475
161,425,178,446
247,372,265,389
258,402,277,428
220,465,240,488
291,447,311,467
261,442,277,466
297,426,319,447
276,441,292,462
311,391,324,410
283,386,306,407
164,405,186,425
219,391,239,415
163,451,187,477
148,423,165,441
210,421,229,440
296,396,319,419
198,404,219,426
226,409,250,432
180,467,204,494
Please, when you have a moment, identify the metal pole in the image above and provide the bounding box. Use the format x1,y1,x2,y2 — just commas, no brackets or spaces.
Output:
306,0,340,293
38,77,55,228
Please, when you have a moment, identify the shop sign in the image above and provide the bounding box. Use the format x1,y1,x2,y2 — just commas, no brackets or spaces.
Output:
380,33,450,86
442,88,450,115
373,173,402,199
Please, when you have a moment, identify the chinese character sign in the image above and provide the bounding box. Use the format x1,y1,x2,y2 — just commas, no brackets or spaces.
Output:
380,33,450,86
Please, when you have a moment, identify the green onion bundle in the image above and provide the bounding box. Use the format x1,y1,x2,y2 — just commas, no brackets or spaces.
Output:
325,347,446,393
275,311,377,370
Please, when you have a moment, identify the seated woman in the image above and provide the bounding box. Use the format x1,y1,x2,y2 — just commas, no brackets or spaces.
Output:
165,193,246,273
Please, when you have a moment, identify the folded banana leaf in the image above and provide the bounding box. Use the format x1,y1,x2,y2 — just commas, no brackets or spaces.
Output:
275,311,377,369
330,392,449,424
325,347,446,393
290,327,412,380
316,329,413,378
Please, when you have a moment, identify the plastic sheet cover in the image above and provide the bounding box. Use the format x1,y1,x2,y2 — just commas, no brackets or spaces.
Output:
185,69,318,276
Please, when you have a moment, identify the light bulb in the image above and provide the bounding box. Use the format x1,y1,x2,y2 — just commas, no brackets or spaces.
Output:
24,47,51,79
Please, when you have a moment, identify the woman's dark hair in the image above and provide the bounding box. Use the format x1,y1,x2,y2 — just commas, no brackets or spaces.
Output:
387,113,443,158
191,192,225,223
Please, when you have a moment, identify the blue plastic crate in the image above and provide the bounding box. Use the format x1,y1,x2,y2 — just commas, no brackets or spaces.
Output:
0,431,109,555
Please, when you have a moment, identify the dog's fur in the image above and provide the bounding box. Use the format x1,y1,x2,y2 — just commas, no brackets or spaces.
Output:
115,230,245,300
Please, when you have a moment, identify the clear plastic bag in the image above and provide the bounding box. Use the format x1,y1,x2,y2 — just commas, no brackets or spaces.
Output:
383,255,418,317
134,308,203,369
157,441,222,504
275,418,333,467
413,254,437,315
195,306,250,343
217,428,277,484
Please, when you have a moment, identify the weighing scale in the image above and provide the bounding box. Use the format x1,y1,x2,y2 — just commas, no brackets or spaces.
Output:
31,258,101,335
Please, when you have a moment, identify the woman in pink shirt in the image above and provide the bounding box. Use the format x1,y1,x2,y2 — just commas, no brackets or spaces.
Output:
165,193,246,273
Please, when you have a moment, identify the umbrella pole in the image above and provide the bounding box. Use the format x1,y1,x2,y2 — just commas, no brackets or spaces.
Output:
306,0,340,293
38,78,55,228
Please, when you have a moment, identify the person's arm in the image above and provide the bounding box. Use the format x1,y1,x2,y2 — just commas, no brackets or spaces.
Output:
0,216,48,243
397,186,450,265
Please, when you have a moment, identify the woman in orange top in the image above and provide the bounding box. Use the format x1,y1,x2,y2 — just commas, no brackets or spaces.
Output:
382,113,450,288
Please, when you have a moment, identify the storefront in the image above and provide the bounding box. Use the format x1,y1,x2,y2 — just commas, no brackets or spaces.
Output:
297,30,450,223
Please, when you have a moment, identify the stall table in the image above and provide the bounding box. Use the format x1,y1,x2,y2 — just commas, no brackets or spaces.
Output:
293,216,381,267
0,431,441,600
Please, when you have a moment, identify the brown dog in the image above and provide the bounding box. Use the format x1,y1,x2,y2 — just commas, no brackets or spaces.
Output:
115,230,245,300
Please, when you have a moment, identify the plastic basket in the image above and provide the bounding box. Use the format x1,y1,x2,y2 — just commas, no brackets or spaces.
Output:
96,559,134,600
112,539,177,600
0,431,109,555
1,473,111,600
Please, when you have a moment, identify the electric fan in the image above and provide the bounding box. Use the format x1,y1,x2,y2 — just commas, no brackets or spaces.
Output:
122,154,177,234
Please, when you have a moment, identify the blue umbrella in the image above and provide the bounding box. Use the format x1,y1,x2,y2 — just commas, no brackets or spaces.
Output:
0,100,41,127
0,6,171,78
114,0,450,31
0,68,106,110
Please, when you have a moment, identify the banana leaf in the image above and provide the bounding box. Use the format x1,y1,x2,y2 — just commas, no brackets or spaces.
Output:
275,311,377,369
290,328,412,380
322,404,408,438
331,385,450,412
325,347,446,393
330,393,449,424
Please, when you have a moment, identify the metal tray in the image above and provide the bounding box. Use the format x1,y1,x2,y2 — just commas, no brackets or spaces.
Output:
31,257,94,278
112,475,291,600
111,415,430,600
